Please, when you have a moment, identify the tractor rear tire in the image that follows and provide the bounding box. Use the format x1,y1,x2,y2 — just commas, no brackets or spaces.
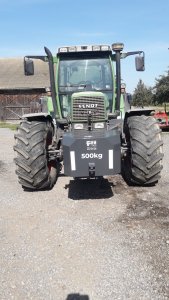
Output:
14,120,57,190
123,115,163,186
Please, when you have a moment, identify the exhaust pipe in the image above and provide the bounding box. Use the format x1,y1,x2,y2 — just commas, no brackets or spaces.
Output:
44,47,57,118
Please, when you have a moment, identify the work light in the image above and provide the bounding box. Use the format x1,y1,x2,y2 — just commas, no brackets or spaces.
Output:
112,43,124,52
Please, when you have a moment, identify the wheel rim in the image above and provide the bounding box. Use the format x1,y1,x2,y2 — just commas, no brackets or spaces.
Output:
46,125,53,174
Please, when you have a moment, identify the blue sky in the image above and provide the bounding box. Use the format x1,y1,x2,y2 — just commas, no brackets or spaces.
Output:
0,0,169,92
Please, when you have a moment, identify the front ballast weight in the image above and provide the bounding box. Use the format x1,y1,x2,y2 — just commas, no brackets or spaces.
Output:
62,128,121,178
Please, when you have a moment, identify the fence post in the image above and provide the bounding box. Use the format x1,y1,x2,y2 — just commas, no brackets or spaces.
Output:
0,105,5,121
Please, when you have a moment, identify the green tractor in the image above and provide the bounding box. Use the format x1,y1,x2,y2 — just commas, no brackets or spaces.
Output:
14,43,163,190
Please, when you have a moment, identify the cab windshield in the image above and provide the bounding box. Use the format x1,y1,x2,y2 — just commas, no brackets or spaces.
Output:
59,58,113,92
58,57,113,117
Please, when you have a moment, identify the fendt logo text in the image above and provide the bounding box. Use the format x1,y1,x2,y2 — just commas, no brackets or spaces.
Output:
79,104,98,109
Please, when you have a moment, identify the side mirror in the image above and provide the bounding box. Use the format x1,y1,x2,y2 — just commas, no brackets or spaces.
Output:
24,58,34,76
135,55,145,71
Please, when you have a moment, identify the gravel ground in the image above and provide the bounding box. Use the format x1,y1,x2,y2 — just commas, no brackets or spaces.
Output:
0,128,169,300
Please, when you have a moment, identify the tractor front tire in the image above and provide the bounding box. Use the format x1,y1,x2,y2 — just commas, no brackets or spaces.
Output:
123,115,163,186
14,120,57,190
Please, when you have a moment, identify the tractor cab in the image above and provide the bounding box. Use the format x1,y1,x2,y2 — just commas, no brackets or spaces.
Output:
57,45,114,119
56,45,115,124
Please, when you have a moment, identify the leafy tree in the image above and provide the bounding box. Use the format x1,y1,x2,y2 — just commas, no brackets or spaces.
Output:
153,68,169,104
132,79,153,106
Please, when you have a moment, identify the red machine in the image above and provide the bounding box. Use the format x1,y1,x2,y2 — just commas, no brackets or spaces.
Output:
154,104,169,130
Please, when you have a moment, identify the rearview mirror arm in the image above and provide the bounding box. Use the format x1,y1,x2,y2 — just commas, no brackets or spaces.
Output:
24,55,48,62
121,51,145,59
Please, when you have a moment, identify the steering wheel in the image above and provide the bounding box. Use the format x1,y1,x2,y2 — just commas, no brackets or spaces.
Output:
78,81,93,86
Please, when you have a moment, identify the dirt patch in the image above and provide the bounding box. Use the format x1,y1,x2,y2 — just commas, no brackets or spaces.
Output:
159,221,169,229
0,161,6,173
121,198,169,221
108,174,128,194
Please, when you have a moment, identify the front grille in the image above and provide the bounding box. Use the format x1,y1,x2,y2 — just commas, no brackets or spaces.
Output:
72,95,106,122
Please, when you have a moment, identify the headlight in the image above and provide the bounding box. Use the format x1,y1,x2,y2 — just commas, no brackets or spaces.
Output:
74,123,84,129
93,45,100,51
68,46,76,52
58,47,68,53
101,45,110,51
94,122,104,129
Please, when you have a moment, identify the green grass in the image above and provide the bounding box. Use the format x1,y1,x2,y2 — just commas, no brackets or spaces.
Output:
0,122,18,131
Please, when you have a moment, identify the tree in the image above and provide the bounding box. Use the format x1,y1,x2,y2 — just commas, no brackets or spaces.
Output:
132,79,153,106
153,69,169,104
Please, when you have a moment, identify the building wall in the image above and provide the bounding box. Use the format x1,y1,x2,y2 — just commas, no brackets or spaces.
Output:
0,89,46,120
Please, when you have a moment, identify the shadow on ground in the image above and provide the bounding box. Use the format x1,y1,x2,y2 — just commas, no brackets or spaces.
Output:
66,177,114,200
66,294,89,300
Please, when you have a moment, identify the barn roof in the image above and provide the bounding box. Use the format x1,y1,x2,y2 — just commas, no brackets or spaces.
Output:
0,58,50,90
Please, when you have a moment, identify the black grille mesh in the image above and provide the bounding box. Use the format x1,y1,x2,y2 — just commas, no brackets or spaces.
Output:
72,95,106,122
